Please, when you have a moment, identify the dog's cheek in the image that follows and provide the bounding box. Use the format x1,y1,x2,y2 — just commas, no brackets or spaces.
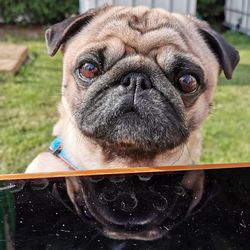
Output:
62,72,85,112
186,75,218,131
186,94,211,131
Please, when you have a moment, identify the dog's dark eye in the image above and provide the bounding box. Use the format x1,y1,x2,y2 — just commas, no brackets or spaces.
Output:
79,62,99,79
178,74,198,93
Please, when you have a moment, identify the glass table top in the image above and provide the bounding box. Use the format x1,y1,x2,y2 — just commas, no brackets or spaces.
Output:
1,165,250,249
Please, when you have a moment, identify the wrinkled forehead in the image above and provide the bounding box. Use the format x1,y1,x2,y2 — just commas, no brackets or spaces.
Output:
93,7,189,52
65,6,199,61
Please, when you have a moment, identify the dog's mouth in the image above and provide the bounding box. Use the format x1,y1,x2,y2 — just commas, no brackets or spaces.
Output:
67,170,208,240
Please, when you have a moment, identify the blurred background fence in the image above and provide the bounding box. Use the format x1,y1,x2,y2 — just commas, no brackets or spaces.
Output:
79,0,197,15
224,0,250,35
0,0,249,35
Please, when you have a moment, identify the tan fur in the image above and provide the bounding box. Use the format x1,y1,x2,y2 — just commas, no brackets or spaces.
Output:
26,6,220,173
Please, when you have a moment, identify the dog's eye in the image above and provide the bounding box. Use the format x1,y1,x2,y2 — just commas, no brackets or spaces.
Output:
79,62,99,79
178,74,198,93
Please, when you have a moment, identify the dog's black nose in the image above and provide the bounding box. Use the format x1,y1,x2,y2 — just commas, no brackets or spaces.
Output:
121,72,152,92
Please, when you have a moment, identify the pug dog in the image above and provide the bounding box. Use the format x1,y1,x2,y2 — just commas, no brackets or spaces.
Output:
25,5,239,241
26,5,239,173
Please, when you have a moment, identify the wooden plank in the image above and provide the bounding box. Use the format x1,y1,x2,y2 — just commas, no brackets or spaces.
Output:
0,162,249,181
0,44,28,74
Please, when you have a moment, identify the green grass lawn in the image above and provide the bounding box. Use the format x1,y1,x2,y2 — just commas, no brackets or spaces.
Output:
0,30,249,173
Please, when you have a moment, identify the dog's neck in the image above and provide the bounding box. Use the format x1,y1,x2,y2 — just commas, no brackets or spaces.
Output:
58,119,201,170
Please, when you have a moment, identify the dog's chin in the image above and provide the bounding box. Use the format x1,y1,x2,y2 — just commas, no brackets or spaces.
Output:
76,109,189,159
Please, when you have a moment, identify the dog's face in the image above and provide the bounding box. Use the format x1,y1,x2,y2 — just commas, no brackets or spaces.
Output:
46,6,239,240
46,6,239,160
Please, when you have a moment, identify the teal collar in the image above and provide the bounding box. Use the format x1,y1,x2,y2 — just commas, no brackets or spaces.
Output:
50,137,196,170
49,137,80,170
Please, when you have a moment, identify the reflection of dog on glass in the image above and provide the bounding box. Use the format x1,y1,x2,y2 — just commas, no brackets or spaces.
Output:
26,5,239,240
65,171,205,240
26,6,239,173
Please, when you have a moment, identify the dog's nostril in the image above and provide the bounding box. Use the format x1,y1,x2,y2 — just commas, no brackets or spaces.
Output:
152,195,168,212
138,173,153,181
99,189,117,204
89,176,104,183
120,193,138,213
174,186,186,197
141,79,146,90
140,191,168,212
121,74,132,88
120,72,152,91
109,176,126,183
140,78,151,90
122,78,131,87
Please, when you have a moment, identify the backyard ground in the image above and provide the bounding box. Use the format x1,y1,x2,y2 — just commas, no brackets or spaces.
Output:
0,28,249,173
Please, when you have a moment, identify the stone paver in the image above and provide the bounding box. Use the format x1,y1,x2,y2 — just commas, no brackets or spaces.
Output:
0,44,28,74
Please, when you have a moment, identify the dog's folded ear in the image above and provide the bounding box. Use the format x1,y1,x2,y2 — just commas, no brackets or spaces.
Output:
45,8,98,56
199,25,240,80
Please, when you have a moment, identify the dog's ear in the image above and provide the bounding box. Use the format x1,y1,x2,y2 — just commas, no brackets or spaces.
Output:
198,25,240,80
45,8,99,56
